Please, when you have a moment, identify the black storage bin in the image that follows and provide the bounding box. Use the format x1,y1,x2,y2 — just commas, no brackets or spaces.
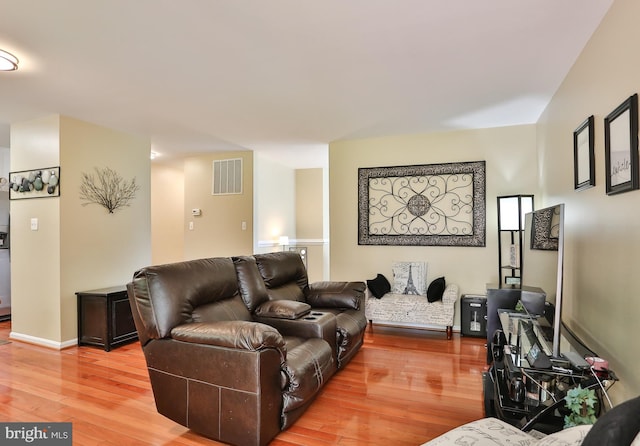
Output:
461,294,487,337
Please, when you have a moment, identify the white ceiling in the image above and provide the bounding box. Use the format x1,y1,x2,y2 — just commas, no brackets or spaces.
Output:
0,0,613,168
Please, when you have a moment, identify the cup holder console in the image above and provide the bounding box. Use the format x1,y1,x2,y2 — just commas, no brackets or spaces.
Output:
302,312,325,321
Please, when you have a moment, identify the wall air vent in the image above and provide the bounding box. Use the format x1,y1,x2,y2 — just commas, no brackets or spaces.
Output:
212,158,243,195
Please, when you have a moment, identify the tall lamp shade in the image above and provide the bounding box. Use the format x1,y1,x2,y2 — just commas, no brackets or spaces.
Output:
497,194,534,288
0,50,19,71
498,195,533,231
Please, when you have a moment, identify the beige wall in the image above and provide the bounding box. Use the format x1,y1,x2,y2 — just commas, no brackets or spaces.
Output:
537,0,639,402
150,155,325,282
151,161,185,264
296,168,325,282
254,154,295,253
183,151,253,259
10,115,62,344
329,125,540,321
11,115,151,346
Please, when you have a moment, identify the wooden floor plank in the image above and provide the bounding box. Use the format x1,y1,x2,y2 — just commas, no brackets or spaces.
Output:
0,321,488,445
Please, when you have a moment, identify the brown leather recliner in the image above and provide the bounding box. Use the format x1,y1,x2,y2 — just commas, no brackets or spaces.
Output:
243,252,367,369
127,257,336,446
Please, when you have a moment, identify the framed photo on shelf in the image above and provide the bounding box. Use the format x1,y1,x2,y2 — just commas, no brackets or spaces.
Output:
604,94,639,195
573,115,595,191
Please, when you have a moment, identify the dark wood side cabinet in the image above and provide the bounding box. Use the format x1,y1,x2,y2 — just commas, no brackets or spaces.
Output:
76,286,138,351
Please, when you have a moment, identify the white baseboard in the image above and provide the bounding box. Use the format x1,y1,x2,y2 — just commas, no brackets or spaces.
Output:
10,331,78,350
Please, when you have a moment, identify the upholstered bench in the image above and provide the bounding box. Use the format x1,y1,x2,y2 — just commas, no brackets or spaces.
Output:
420,417,592,445
365,283,458,339
421,394,640,445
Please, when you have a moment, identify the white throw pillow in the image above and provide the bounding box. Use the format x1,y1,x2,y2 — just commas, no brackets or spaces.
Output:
391,261,427,295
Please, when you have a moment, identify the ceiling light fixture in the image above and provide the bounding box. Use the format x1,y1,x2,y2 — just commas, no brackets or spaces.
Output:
0,49,19,71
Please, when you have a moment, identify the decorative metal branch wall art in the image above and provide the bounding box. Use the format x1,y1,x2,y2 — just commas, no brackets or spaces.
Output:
79,167,140,213
358,161,486,246
9,167,60,199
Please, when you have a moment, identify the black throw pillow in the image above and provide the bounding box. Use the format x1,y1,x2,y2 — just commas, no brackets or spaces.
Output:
582,395,640,446
366,274,391,298
427,277,446,303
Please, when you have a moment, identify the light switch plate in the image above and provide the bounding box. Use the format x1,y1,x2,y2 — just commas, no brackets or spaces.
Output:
30,218,38,231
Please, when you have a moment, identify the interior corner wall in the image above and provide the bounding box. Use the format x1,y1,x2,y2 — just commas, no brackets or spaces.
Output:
10,115,62,344
536,0,639,403
253,154,295,254
295,168,325,282
10,115,152,346
1,148,11,309
328,125,539,326
151,160,185,265
183,151,253,259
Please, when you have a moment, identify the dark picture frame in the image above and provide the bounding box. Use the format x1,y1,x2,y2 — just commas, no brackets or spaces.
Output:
604,94,639,195
530,205,560,251
9,166,61,200
573,115,595,191
357,160,486,247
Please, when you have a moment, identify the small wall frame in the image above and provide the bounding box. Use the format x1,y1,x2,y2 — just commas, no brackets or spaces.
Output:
573,115,595,191
604,94,639,195
9,166,60,200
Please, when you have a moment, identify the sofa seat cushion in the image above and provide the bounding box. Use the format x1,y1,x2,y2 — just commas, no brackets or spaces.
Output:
281,338,335,413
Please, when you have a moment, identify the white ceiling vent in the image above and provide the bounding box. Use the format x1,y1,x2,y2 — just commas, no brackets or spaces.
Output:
212,158,243,195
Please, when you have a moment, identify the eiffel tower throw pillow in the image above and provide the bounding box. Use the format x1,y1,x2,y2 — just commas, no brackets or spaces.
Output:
391,262,427,295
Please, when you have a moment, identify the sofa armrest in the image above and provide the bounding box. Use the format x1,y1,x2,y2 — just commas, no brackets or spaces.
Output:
442,283,459,305
254,312,337,348
306,281,366,310
255,300,311,319
171,321,286,358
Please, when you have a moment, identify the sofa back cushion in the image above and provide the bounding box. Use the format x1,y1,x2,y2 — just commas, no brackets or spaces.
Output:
254,252,309,301
233,256,270,312
128,257,251,340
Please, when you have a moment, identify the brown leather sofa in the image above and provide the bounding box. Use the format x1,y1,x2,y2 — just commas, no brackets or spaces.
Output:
245,252,367,368
127,254,366,446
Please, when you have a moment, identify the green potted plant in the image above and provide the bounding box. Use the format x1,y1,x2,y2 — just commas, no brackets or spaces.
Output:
564,386,598,428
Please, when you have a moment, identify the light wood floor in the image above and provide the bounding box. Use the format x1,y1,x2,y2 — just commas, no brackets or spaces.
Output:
0,321,488,445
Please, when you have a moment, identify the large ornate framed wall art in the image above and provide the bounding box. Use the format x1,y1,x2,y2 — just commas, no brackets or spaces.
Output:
358,160,486,246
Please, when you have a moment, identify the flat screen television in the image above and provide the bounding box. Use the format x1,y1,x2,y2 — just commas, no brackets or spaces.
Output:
521,204,565,358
